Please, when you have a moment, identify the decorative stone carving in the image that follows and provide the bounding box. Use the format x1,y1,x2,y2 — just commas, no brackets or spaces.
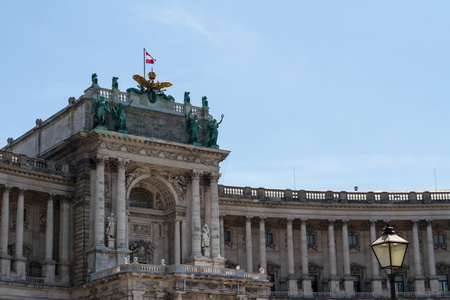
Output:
39,207,47,233
166,174,187,201
129,239,155,264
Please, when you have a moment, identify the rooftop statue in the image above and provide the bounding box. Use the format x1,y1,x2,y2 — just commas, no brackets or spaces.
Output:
206,114,224,148
91,93,109,128
184,91,190,104
112,77,119,89
91,73,98,86
185,110,201,145
202,96,208,108
127,71,173,103
112,100,133,132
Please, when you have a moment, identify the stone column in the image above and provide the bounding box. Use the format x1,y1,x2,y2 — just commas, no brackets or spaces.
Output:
59,197,70,285
190,170,202,257
286,218,298,296
94,156,108,247
42,194,56,283
259,217,267,271
426,219,439,295
116,158,128,250
174,218,181,265
209,173,221,259
14,188,27,281
219,214,225,259
0,186,11,279
300,218,312,297
369,220,382,296
245,216,253,272
412,219,425,295
342,219,354,297
327,219,339,296
181,219,187,262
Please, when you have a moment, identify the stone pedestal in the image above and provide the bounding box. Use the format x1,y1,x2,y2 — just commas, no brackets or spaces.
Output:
287,276,298,296
371,277,383,297
42,259,57,283
59,261,71,285
13,257,27,281
87,247,119,274
202,247,210,257
108,238,115,249
414,276,426,296
329,277,340,296
344,276,355,297
429,276,440,296
0,255,11,280
302,276,313,298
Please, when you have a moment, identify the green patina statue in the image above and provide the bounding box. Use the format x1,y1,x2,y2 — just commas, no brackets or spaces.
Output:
185,110,202,145
91,73,98,86
112,77,119,89
184,91,190,104
91,93,109,128
112,100,133,132
206,114,224,148
202,96,208,108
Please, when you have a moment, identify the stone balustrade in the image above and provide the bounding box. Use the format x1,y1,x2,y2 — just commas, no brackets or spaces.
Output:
89,263,267,281
0,151,71,177
219,185,450,204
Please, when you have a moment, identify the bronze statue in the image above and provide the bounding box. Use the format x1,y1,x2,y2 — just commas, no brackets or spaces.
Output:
185,110,201,145
112,100,133,131
112,77,119,89
91,73,98,86
184,91,190,104
206,114,224,148
91,93,109,128
202,96,208,108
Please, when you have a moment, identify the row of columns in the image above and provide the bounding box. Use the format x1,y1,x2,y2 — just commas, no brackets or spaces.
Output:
242,217,442,297
0,186,70,284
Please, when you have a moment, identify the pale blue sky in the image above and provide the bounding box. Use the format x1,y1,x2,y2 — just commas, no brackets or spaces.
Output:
1,1,450,191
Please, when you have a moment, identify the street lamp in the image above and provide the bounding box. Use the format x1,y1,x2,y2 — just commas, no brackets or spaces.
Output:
370,222,409,300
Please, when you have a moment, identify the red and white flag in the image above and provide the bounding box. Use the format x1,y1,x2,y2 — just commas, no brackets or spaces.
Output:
145,52,156,64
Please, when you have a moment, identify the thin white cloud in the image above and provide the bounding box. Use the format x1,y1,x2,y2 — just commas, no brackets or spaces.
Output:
136,4,222,45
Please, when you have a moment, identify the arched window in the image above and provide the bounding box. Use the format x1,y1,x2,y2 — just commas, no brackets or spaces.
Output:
130,188,153,208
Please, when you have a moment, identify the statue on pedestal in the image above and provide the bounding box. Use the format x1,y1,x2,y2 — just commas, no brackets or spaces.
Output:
112,77,119,89
205,114,224,148
184,91,190,104
106,213,116,239
91,73,98,86
201,223,210,249
91,93,109,128
185,110,201,145
112,100,133,132
202,96,208,108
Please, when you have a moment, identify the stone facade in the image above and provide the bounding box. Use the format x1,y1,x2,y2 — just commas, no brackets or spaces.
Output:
0,81,449,299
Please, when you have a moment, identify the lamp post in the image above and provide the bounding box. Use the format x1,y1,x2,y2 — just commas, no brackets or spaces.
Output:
370,222,409,300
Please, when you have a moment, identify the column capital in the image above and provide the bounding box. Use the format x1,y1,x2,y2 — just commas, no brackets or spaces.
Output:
219,214,226,220
117,158,129,169
342,219,349,224
18,188,27,196
426,219,433,225
208,172,221,183
328,219,335,225
369,219,378,224
286,217,294,224
2,186,12,194
190,169,203,181
47,193,55,200
300,218,308,224
246,216,253,222
94,155,109,166
411,219,420,224
259,216,267,223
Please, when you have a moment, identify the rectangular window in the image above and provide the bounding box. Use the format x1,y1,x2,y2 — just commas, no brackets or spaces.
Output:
224,230,231,243
395,275,404,292
434,234,445,245
348,234,358,246
439,274,449,292
307,234,315,245
265,232,273,245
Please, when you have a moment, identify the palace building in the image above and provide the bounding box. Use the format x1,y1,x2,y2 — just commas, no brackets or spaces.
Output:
0,73,449,299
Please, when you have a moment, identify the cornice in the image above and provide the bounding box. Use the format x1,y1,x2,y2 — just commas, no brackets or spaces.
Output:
218,196,450,211
0,163,75,184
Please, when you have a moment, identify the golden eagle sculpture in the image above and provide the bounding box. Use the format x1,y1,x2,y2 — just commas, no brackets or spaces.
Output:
132,71,172,93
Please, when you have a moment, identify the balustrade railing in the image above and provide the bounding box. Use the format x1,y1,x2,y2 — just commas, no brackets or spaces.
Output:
0,151,71,177
219,185,450,204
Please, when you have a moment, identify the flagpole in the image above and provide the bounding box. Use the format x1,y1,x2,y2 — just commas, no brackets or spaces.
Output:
143,48,146,77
